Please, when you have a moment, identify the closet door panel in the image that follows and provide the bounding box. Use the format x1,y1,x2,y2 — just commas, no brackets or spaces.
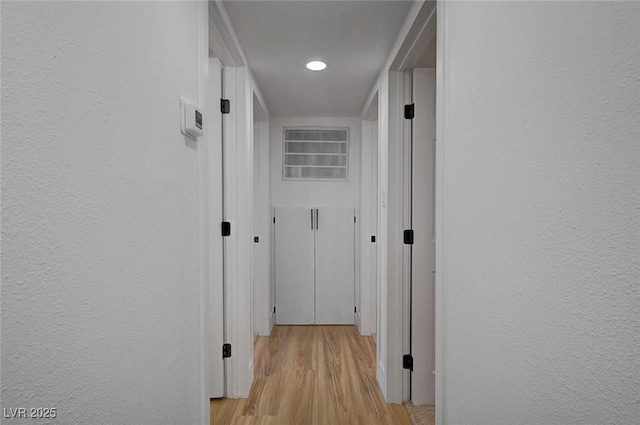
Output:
315,207,355,324
275,207,315,324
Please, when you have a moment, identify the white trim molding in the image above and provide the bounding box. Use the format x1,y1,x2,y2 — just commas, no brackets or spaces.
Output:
210,0,270,399
209,0,247,66
435,2,447,422
360,0,441,407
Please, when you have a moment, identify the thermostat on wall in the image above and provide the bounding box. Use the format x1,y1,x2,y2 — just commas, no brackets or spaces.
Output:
180,97,203,140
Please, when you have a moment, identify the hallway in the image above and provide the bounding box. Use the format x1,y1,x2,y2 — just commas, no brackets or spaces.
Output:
211,326,412,425
3,2,638,424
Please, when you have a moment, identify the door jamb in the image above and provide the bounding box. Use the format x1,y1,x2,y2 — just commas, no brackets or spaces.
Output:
360,0,440,408
209,0,270,400
359,91,379,337
388,0,438,408
386,0,443,417
435,3,447,422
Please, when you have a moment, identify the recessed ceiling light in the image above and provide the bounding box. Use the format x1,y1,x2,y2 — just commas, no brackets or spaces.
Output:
306,61,327,71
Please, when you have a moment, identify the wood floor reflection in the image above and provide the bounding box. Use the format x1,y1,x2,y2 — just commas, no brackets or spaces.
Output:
211,325,412,425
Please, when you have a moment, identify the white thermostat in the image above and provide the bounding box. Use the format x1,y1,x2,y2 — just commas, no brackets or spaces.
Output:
180,97,203,140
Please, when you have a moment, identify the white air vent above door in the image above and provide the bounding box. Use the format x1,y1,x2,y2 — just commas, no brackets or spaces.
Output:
283,127,349,181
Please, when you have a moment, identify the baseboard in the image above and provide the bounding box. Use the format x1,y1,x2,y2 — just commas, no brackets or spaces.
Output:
237,360,253,398
377,360,387,400
269,311,275,332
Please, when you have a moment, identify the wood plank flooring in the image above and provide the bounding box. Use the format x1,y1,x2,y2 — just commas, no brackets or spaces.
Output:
211,325,412,425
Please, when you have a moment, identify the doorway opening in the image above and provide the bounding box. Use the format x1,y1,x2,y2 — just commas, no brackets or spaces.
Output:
384,0,438,411
206,1,444,423
360,90,380,369
402,65,436,405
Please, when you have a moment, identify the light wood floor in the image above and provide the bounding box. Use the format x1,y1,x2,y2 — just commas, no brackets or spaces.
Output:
211,325,412,425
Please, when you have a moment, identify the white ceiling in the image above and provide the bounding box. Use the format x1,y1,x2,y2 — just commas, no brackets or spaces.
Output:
222,1,414,117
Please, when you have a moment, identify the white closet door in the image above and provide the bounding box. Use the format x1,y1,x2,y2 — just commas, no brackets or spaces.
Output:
315,207,355,324
275,207,315,324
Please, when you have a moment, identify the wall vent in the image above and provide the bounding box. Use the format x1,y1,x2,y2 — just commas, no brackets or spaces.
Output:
283,127,349,181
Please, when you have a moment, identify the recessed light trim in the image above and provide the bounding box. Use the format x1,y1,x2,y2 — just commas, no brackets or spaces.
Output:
306,61,327,71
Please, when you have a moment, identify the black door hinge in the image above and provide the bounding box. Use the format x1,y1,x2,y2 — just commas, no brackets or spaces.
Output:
221,221,231,237
371,235,376,243
403,354,413,371
221,99,230,114
222,343,232,359
254,236,259,243
404,103,414,120
354,216,357,223
273,217,276,224
354,306,357,313
273,306,276,314
403,229,414,245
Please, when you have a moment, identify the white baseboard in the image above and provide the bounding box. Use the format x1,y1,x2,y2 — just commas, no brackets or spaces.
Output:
237,360,253,398
377,360,387,400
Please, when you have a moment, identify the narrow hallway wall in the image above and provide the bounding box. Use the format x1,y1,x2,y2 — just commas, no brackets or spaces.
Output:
439,2,640,423
1,2,207,424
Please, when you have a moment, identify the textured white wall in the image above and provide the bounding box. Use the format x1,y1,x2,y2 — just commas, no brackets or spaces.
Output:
440,2,640,423
2,2,206,424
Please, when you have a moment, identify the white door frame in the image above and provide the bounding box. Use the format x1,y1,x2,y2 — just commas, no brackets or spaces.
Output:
392,0,438,407
359,92,379,336
197,1,212,424
206,57,225,400
360,0,441,409
408,67,437,404
435,3,447,421
401,70,413,403
315,207,357,325
252,97,272,337
208,1,270,399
